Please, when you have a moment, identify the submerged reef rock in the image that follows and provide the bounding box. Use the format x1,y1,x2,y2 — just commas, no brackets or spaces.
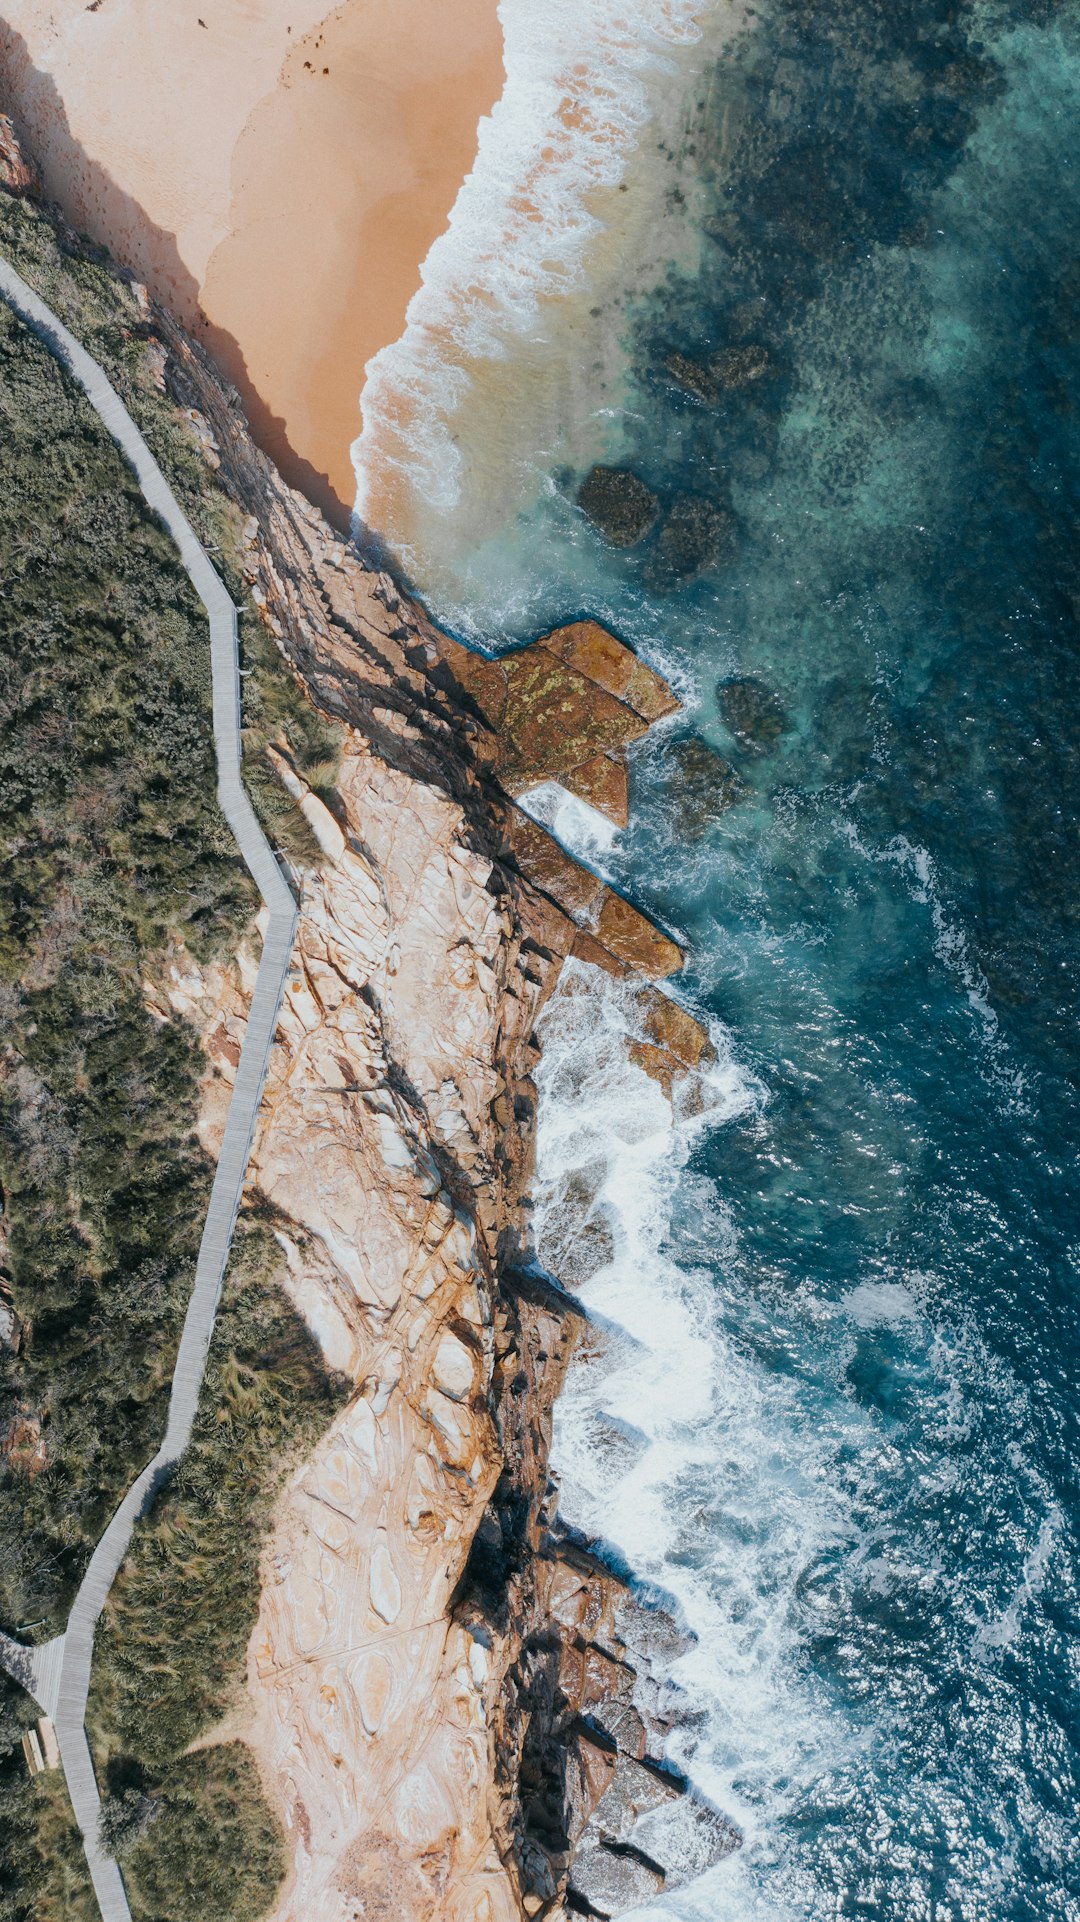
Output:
647,493,738,589
664,341,770,403
713,342,771,389
577,465,661,547
718,676,791,754
666,735,748,840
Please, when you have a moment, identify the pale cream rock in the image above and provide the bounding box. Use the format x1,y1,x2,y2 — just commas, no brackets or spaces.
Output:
183,726,544,1922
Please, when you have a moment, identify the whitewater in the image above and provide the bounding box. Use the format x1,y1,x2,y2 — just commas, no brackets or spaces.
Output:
355,0,1080,1913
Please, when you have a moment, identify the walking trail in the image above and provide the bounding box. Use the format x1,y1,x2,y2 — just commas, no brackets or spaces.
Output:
0,254,300,1922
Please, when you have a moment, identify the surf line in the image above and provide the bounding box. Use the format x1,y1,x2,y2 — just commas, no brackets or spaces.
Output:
0,254,299,1922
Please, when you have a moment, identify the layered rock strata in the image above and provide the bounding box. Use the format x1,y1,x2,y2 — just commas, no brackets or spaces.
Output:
2,134,738,1921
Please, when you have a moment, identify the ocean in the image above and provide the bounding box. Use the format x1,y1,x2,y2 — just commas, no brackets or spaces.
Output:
354,0,1080,1914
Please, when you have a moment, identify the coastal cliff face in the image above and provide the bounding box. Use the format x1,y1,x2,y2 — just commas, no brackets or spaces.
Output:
159,320,734,1920
1,123,736,1921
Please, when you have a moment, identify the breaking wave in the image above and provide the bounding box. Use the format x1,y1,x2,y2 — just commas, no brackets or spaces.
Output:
351,0,725,569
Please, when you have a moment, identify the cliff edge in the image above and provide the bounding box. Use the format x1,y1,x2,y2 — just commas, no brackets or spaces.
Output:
1,116,737,1922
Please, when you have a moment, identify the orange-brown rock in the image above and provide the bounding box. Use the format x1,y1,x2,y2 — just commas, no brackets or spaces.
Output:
539,619,678,726
1,1409,46,1475
594,889,684,978
0,113,35,193
430,619,675,828
0,143,732,1920
561,751,629,829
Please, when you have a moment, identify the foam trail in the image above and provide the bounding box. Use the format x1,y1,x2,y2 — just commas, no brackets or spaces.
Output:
351,0,716,563
532,963,856,1912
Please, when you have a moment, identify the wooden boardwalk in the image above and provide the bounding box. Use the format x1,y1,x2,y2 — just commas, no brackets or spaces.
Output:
0,257,299,1921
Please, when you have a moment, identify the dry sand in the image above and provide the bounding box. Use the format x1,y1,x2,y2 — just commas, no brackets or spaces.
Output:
0,0,504,526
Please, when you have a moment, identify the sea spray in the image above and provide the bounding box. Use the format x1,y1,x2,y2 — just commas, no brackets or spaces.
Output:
532,962,853,1909
377,0,1080,1908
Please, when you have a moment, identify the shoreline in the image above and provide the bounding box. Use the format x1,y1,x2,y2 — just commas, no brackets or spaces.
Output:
0,0,505,527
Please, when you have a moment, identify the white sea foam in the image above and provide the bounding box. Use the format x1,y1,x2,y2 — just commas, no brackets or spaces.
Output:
843,1279,922,1327
351,0,735,577
972,1507,1062,1657
532,962,863,1911
516,779,619,863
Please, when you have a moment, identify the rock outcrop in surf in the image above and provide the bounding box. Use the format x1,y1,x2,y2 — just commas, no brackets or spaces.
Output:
0,120,738,1922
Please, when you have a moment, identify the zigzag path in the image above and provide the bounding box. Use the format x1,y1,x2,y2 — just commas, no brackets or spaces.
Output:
0,254,299,1922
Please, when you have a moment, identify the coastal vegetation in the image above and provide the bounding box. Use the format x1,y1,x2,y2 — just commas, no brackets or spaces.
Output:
0,181,343,1916
88,1215,346,1922
0,1676,96,1922
0,287,252,1635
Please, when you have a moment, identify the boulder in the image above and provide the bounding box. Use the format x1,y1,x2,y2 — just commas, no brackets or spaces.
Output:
647,494,737,587
663,349,721,404
562,752,629,828
712,343,770,388
663,343,770,403
717,675,791,753
577,467,660,547
665,736,747,839
569,1839,665,1916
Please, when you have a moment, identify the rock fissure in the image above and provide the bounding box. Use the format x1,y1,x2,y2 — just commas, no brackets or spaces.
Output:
0,125,741,1922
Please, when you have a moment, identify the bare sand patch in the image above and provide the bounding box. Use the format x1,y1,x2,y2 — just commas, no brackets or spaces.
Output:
0,0,504,525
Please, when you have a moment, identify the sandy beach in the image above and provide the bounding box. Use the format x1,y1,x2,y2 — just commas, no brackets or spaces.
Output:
0,0,504,525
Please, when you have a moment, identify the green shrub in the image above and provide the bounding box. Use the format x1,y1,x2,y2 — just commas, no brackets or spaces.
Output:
87,1216,347,1922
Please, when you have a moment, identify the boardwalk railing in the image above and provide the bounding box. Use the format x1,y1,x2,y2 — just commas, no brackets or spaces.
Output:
0,256,299,1922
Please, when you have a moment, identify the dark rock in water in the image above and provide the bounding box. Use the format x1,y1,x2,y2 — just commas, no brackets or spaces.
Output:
577,466,660,547
663,343,770,403
665,736,747,839
647,494,737,588
663,349,721,403
713,342,770,388
717,676,791,753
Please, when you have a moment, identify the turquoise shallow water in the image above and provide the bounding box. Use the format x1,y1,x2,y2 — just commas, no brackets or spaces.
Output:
408,1,1080,1913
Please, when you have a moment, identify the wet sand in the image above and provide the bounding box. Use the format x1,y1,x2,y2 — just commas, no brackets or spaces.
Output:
0,0,504,526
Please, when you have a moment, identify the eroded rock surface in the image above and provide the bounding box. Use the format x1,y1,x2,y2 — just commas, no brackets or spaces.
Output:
0,137,738,1921
152,303,740,1921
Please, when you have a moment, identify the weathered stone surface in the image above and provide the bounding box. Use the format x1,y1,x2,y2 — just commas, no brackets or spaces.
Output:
506,809,607,924
577,466,660,547
562,752,629,829
499,647,651,786
570,1840,666,1916
504,810,684,986
539,621,678,726
718,675,791,753
594,891,684,979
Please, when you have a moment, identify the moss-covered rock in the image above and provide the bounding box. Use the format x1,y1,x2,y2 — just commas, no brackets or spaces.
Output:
577,465,660,547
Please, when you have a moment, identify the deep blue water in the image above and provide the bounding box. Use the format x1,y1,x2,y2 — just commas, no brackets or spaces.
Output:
419,0,1080,1912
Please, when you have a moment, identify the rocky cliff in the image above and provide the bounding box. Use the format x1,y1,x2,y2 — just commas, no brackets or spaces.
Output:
2,123,737,1922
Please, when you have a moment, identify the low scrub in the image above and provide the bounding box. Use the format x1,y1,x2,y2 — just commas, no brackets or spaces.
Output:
89,1216,347,1922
